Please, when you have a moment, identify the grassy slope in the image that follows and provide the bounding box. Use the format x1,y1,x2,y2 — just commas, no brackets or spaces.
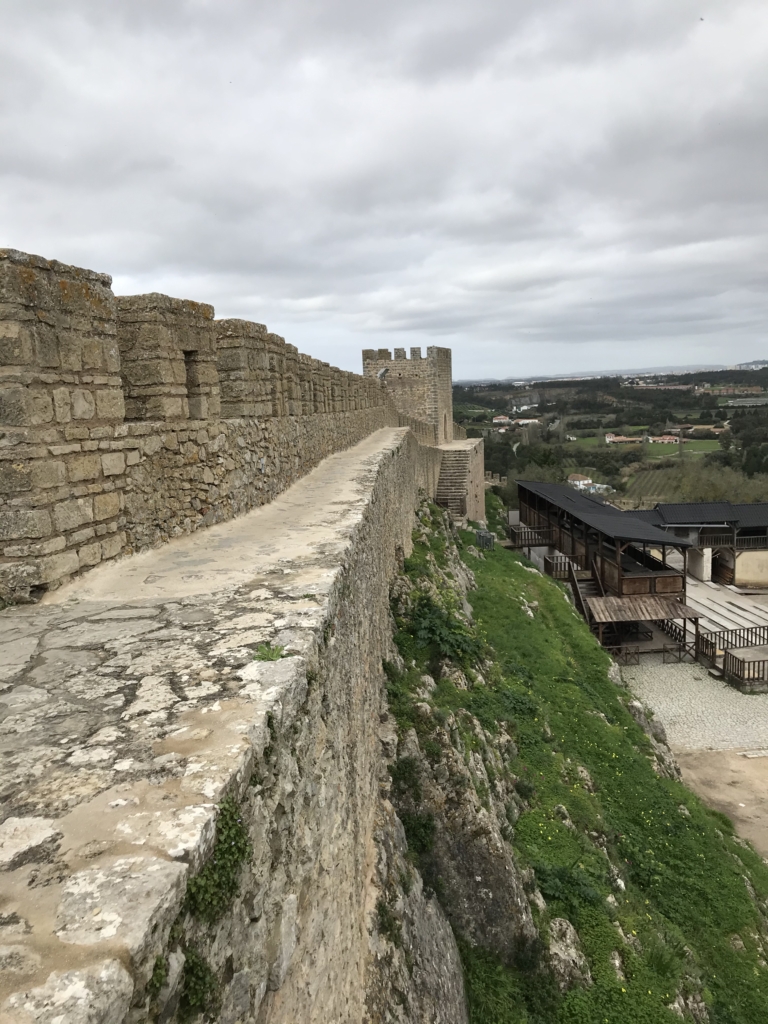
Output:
396,494,768,1023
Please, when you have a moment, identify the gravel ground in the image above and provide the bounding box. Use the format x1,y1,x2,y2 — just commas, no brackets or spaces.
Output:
623,655,768,751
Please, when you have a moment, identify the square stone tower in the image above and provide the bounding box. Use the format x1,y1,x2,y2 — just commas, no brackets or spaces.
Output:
361,346,453,443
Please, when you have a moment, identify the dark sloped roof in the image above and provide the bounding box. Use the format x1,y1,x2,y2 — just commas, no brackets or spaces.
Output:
516,482,690,546
729,504,768,529
649,502,768,530
653,502,737,525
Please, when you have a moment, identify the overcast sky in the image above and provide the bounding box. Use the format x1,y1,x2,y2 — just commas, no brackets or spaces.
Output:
2,0,767,379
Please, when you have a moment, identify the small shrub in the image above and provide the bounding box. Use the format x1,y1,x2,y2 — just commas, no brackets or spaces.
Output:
147,955,167,1001
408,594,485,669
514,777,536,802
179,946,218,1022
401,811,436,856
254,642,284,661
390,756,422,802
376,897,403,947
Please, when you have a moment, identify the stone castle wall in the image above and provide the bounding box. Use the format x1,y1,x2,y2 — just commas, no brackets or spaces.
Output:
0,250,396,602
362,347,454,444
0,429,465,1024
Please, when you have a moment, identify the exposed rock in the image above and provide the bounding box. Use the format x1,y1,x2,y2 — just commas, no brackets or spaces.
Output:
609,949,625,981
0,817,62,871
548,918,592,991
626,699,681,780
54,857,187,979
607,660,624,687
1,959,133,1024
156,949,185,1023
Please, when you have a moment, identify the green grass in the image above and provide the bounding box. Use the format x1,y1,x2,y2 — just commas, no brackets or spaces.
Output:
454,493,768,1023
391,495,768,1023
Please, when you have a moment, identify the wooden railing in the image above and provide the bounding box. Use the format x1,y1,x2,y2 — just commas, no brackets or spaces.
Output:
657,619,686,644
606,645,640,665
544,555,571,580
698,624,768,654
700,533,768,550
723,650,768,684
509,525,555,548
663,641,696,663
569,559,587,619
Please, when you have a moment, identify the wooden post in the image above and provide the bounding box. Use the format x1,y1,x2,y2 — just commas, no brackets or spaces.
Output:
617,541,624,596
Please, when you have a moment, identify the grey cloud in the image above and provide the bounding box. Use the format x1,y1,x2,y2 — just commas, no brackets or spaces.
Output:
1,0,767,378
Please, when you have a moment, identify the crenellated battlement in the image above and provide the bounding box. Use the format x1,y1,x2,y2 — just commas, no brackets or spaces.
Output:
0,250,481,603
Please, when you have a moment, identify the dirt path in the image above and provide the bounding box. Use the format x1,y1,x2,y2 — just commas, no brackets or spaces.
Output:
623,657,768,860
677,749,768,859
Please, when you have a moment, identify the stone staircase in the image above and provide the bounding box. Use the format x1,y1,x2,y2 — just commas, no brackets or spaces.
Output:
436,447,472,517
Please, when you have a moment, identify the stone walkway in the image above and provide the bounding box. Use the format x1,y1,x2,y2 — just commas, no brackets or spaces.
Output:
0,427,404,1017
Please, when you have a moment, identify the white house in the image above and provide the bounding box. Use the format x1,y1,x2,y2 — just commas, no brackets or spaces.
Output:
568,473,593,490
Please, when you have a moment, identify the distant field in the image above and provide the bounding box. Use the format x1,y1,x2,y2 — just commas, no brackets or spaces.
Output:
624,470,681,500
644,439,720,460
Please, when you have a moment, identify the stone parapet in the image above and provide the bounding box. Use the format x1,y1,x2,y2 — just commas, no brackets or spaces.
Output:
0,251,398,603
117,293,220,421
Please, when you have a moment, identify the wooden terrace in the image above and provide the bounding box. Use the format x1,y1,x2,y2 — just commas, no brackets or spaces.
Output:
516,481,690,600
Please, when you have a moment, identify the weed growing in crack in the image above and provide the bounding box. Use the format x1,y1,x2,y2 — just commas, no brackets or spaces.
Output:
184,797,251,923
254,642,284,661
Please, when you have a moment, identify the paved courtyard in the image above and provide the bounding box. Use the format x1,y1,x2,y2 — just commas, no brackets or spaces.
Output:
623,657,768,751
624,656,768,857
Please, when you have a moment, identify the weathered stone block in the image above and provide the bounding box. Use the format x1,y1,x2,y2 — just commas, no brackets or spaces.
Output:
101,452,126,476
94,491,120,520
126,449,141,466
31,459,67,489
28,390,55,425
145,395,186,420
0,508,52,541
0,815,62,869
68,453,102,482
101,531,125,559
54,855,188,962
58,332,83,371
82,337,105,369
0,323,33,364
0,385,28,426
0,462,31,493
53,387,72,423
37,548,79,583
34,322,60,367
2,960,133,1024
78,541,102,567
53,497,94,533
72,388,96,420
95,388,125,421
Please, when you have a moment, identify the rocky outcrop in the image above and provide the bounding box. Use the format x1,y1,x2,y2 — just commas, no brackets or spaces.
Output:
626,698,682,780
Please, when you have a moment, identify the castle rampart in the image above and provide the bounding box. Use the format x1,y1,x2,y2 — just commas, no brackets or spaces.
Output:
0,250,395,602
1,249,482,604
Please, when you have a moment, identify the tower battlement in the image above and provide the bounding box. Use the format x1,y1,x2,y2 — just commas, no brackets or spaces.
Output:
362,346,453,443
